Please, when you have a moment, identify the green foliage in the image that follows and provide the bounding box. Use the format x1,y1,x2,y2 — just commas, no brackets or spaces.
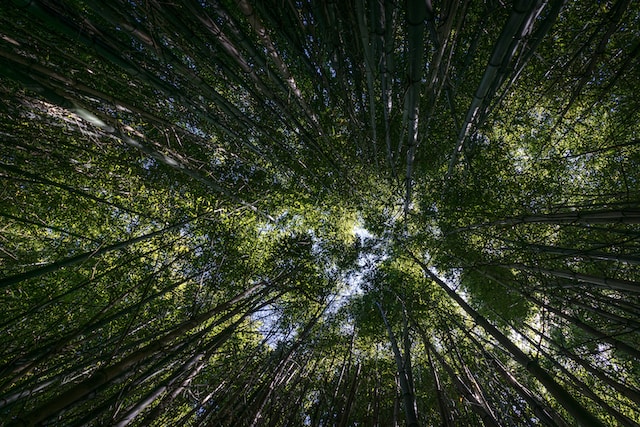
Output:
461,268,532,325
1,0,639,425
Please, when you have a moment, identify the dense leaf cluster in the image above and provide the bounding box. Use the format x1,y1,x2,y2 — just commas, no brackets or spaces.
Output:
1,0,639,426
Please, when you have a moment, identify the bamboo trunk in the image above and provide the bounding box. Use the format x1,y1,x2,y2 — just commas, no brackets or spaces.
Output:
409,253,605,427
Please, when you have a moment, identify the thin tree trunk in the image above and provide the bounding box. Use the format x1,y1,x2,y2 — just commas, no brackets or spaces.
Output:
567,296,640,330
337,363,361,427
138,354,207,425
508,263,640,293
248,306,326,426
520,289,640,359
447,0,540,177
376,301,420,427
0,219,191,288
0,267,201,387
451,208,640,233
499,237,640,266
12,283,265,426
0,162,151,219
474,267,640,360
425,343,454,427
355,0,379,167
417,325,500,427
408,252,605,427
512,314,640,427
403,0,427,215
458,266,640,410
460,325,571,427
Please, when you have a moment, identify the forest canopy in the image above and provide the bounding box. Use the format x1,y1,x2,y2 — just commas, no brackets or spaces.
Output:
1,0,639,425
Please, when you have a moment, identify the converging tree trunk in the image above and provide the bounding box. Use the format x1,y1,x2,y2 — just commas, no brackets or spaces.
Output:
1,0,638,425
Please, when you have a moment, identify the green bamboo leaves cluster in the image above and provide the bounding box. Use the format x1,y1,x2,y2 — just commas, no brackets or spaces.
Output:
1,0,640,426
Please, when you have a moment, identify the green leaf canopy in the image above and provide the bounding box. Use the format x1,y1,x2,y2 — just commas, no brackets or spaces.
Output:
1,0,639,425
